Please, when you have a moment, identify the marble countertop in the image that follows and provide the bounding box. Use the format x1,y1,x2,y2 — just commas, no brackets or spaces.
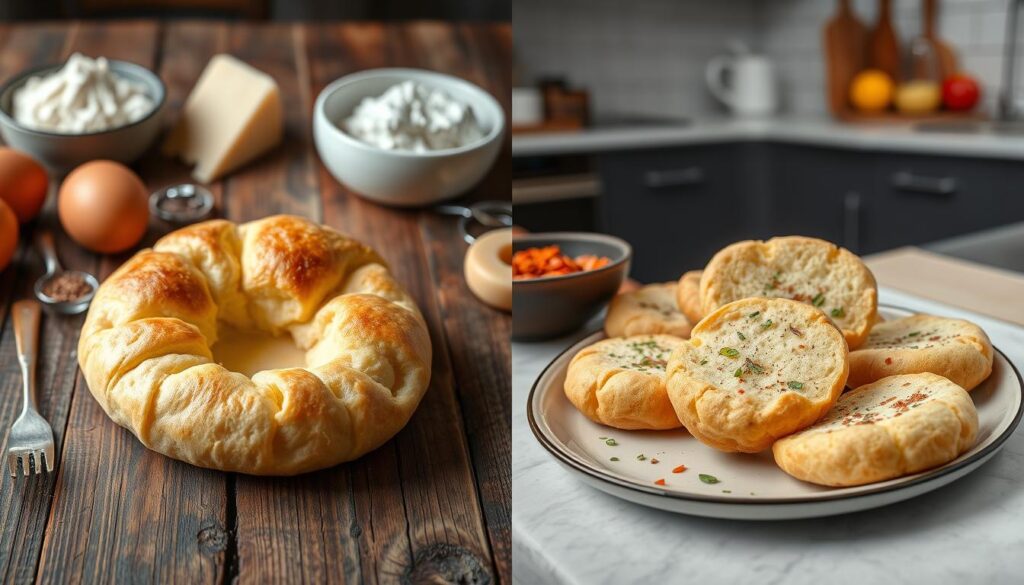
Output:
512,287,1024,585
512,117,1024,160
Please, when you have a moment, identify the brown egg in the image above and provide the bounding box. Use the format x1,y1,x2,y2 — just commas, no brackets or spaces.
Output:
59,160,149,254
0,147,48,223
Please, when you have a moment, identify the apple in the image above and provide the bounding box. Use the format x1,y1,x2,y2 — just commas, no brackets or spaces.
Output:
942,74,981,111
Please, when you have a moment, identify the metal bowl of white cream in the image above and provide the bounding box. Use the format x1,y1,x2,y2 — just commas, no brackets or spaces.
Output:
313,68,505,207
0,55,166,173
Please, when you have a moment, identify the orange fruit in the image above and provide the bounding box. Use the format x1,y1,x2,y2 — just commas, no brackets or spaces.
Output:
0,147,48,223
850,70,895,112
0,198,18,272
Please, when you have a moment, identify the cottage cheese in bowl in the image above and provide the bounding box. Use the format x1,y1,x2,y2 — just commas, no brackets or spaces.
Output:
341,80,485,152
13,53,155,134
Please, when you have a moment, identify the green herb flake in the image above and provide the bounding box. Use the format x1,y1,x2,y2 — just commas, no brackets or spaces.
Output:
909,331,921,337
719,347,740,358
699,359,708,365
636,454,647,462
722,490,732,494
737,332,746,341
610,457,619,462
748,311,761,319
733,368,743,377
605,438,618,446
788,381,804,390
812,293,825,307
831,307,845,318
761,319,773,329
699,474,720,484
744,358,764,374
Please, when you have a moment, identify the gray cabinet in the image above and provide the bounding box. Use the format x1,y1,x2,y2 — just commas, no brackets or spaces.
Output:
596,144,754,282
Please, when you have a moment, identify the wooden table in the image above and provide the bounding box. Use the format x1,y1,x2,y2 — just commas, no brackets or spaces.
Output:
0,21,510,584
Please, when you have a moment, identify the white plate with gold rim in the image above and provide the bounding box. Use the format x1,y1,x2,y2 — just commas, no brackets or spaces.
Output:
527,306,1024,520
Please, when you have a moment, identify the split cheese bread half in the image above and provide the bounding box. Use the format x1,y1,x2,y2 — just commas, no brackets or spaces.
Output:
665,297,849,453
700,236,878,348
773,373,978,487
605,282,693,338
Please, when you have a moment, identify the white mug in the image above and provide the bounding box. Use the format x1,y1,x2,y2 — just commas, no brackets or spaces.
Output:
706,55,777,117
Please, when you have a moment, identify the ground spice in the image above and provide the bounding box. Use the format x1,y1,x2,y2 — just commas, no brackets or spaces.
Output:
42,272,93,301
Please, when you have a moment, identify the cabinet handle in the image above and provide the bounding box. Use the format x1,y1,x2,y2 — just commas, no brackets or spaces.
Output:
644,167,704,189
891,171,957,195
844,191,861,253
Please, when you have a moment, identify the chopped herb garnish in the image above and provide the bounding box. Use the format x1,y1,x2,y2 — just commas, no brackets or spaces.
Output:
761,319,773,329
812,293,825,307
733,368,743,377
605,438,618,446
737,332,746,341
636,454,647,461
599,436,607,440
722,490,732,494
744,358,765,374
748,311,761,319
699,474,720,484
908,331,921,337
831,307,845,318
789,326,804,337
788,381,804,390
720,347,740,358
610,457,619,462
699,359,708,365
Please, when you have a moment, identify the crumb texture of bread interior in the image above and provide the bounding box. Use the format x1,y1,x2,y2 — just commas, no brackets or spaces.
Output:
667,297,848,452
849,314,994,390
565,334,686,430
773,372,978,486
700,236,877,348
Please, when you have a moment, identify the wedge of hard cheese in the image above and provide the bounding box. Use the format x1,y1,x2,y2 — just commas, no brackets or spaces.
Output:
163,54,282,183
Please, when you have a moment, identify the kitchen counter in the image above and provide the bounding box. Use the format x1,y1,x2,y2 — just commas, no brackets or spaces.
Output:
513,117,1024,160
0,21,510,584
512,254,1024,584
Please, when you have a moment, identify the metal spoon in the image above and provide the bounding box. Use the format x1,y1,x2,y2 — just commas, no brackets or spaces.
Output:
436,201,513,244
33,231,98,315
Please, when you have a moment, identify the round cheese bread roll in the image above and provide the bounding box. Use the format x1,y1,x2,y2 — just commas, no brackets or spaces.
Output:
605,282,692,338
848,314,993,391
675,270,703,323
666,298,848,452
565,335,686,430
700,236,878,348
773,373,978,487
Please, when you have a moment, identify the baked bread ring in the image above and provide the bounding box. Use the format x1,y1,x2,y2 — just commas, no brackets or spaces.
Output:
564,335,686,430
78,215,432,475
700,236,878,348
666,297,849,452
773,373,978,486
605,282,692,338
848,314,993,391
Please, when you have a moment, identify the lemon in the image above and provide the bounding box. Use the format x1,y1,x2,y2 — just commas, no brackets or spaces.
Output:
849,70,894,112
895,81,942,115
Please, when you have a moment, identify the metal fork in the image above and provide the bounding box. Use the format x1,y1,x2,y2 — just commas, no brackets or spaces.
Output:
7,300,55,477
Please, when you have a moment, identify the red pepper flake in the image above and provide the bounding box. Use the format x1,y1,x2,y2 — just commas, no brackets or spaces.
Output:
650,458,659,464
654,478,667,486
737,389,745,394
885,357,893,365
672,465,687,474
929,336,941,341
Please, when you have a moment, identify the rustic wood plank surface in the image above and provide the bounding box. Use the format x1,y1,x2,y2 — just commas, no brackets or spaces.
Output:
0,20,511,584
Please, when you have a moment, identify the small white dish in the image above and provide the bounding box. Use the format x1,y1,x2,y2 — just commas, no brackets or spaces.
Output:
528,305,1024,520
313,68,505,207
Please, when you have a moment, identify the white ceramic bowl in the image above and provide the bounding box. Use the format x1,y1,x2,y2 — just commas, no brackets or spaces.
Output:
313,68,505,207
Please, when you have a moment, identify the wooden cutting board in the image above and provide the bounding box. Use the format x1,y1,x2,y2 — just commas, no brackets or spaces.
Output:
924,0,958,78
867,0,901,79
824,0,867,116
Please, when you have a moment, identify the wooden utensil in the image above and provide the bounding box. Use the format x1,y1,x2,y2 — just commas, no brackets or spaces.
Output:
868,0,901,79
923,0,958,78
824,0,867,117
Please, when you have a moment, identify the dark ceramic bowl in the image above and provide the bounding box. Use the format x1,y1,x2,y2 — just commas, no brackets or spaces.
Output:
512,232,631,341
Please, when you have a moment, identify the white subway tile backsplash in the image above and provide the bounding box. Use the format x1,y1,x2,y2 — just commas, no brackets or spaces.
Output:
515,0,1024,118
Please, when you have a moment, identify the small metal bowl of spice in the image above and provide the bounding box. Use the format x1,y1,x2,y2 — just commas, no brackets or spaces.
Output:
149,183,214,225
33,231,98,315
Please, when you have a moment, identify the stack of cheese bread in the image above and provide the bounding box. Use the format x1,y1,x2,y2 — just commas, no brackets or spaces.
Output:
565,236,993,487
